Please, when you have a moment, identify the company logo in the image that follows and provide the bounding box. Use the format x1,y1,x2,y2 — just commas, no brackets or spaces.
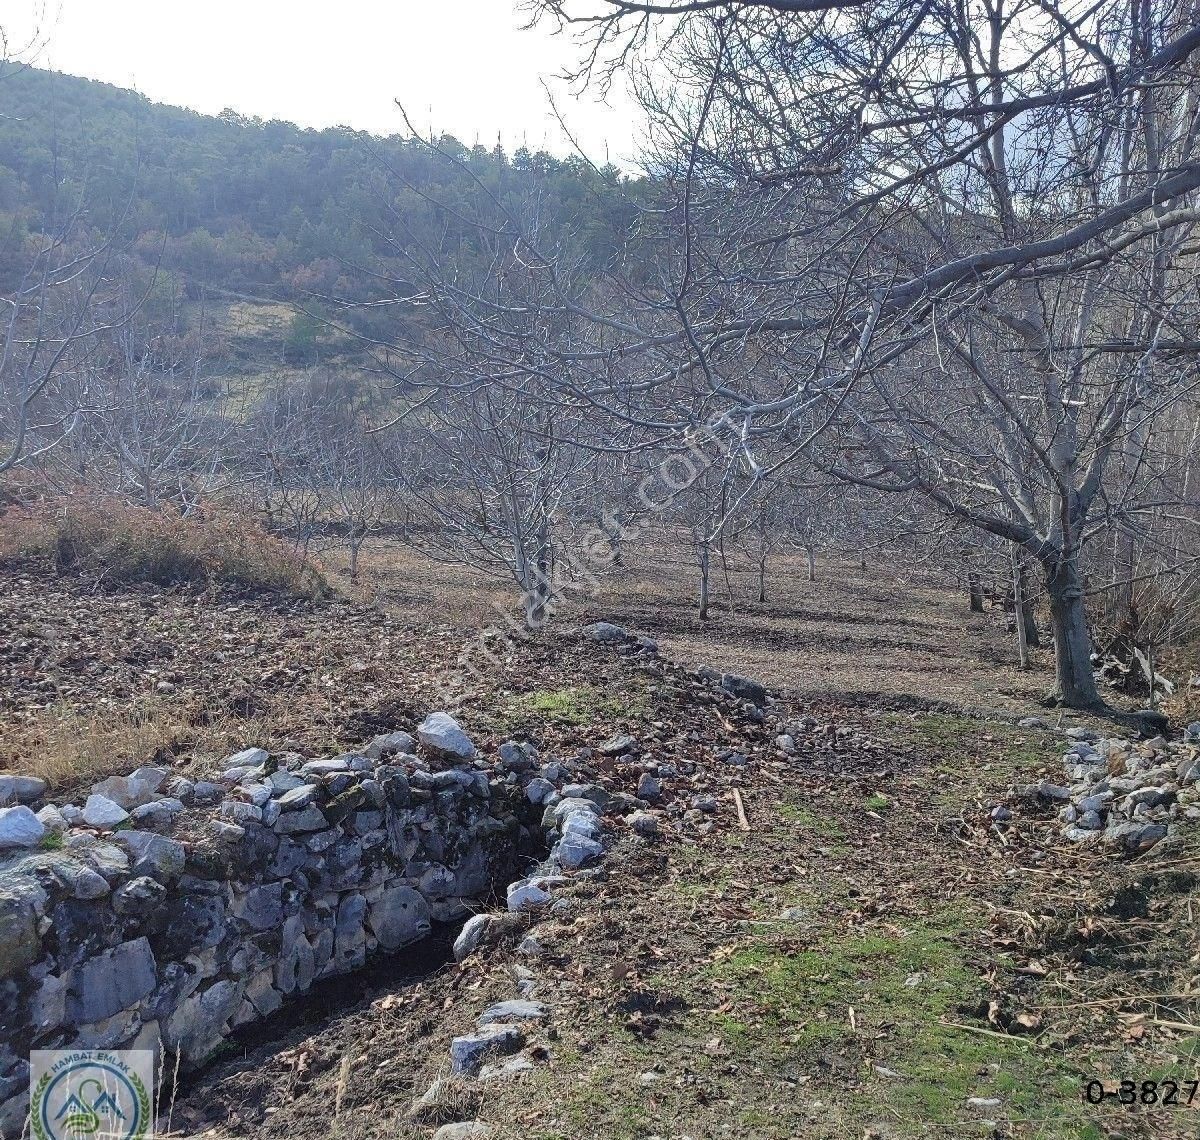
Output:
29,1051,153,1140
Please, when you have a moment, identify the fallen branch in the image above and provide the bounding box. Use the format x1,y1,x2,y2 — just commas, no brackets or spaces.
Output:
733,787,750,831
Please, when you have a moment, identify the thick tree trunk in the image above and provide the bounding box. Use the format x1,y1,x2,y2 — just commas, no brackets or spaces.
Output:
698,542,710,621
805,546,816,582
1045,558,1103,709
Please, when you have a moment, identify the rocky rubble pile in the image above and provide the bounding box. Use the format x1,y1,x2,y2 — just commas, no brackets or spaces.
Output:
1007,721,1200,854
0,711,555,1138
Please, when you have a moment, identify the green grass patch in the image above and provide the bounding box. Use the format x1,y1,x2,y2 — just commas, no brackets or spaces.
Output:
864,792,891,811
697,910,1086,1134
501,683,646,728
776,801,847,839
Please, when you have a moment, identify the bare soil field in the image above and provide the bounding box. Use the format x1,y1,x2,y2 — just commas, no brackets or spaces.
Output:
5,541,1198,1139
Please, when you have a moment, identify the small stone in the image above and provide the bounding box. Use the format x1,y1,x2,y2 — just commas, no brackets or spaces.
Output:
525,778,555,804
1017,717,1048,729
1035,782,1072,803
192,781,223,804
775,735,795,753
224,747,269,771
417,712,476,760
721,672,768,706
433,1125,493,1140
130,800,181,832
114,831,187,879
636,773,662,801
219,800,263,824
453,914,492,962
989,805,1011,822
507,880,552,911
81,794,129,829
0,805,45,848
581,621,628,643
113,876,166,915
478,1000,548,1024
274,805,327,834
629,811,660,838
449,1023,524,1074
365,731,415,759
72,868,111,899
479,1057,535,1082
209,820,246,843
600,734,638,756
35,804,68,835
967,1097,1002,1109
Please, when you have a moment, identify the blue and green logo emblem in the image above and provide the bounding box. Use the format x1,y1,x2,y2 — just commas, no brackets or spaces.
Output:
30,1051,153,1140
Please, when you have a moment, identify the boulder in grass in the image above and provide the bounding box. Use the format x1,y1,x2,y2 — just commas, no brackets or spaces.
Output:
417,712,475,761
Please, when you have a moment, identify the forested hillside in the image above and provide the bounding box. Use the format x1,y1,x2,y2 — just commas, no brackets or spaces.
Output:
0,63,638,300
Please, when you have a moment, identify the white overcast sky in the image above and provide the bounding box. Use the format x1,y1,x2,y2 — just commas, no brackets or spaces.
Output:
7,0,643,163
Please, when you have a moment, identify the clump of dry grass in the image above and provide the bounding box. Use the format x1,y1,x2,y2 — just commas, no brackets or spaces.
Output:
0,494,328,598
5,696,249,793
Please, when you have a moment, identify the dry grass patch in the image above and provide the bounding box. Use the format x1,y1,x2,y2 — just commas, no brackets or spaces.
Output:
4,696,250,794
1,495,328,597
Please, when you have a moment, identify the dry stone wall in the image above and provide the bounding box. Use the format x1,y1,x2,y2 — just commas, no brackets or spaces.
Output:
0,714,540,1138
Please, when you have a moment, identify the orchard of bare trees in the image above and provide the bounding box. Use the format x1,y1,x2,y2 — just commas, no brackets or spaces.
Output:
3,0,1200,719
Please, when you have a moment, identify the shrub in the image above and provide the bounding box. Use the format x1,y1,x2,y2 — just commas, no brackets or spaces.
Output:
1,494,329,598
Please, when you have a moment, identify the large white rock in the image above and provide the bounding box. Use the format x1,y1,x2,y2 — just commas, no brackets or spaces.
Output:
0,806,45,849
417,712,476,760
82,794,130,829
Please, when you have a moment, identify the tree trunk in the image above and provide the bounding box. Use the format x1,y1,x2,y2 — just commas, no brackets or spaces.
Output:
698,542,710,621
1045,557,1103,709
757,554,767,603
805,546,816,582
1011,546,1029,670
1018,564,1040,647
968,572,984,613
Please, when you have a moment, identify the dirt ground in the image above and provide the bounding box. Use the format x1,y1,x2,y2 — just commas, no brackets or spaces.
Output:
6,539,1200,1139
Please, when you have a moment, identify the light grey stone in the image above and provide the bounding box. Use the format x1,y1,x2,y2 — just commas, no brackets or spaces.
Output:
277,784,320,811
274,805,327,833
525,778,555,804
367,886,431,950
365,732,415,759
224,747,269,771
581,621,627,642
417,711,476,760
0,805,45,848
450,1022,524,1074
81,794,129,829
36,804,69,834
478,1000,548,1024
90,774,157,810
433,1125,493,1140
113,831,186,880
479,1057,535,1082
507,880,552,911
453,914,492,962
